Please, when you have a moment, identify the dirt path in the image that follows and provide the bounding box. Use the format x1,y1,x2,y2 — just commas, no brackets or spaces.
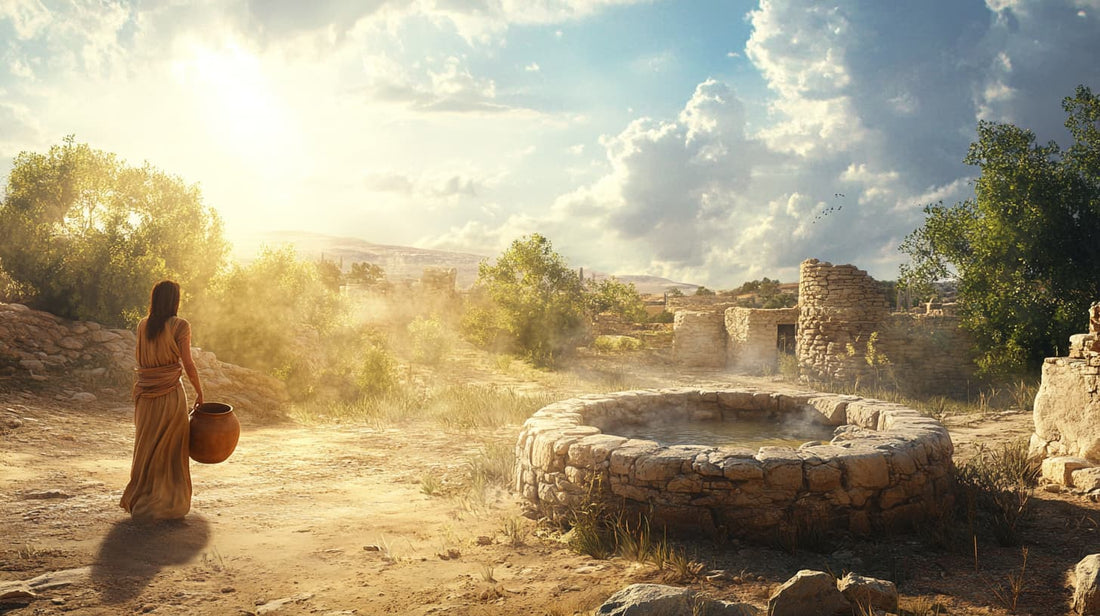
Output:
3,371,1100,615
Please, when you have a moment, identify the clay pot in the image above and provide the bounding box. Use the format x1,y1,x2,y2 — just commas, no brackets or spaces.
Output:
189,402,240,464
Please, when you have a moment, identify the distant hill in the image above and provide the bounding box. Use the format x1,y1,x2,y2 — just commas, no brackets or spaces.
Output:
232,231,697,293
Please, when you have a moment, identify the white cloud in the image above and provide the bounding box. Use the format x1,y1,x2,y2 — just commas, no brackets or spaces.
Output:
364,169,486,199
0,0,51,40
524,62,540,72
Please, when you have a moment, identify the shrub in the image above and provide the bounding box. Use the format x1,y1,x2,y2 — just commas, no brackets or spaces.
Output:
0,137,226,326
591,335,643,353
407,315,451,364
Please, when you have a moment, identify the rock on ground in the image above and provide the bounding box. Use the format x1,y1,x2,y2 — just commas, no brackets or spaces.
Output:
1074,554,1100,615
767,570,850,616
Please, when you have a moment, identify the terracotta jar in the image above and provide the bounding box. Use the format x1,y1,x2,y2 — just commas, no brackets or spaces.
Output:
189,402,240,464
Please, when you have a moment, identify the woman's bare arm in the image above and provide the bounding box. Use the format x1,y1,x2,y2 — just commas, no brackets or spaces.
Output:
179,323,204,407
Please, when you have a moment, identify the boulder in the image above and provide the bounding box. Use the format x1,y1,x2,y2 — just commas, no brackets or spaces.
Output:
767,570,849,616
595,584,696,616
1074,554,1100,615
837,572,897,613
595,584,760,616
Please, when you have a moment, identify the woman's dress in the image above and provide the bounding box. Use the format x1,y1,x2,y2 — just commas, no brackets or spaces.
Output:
120,316,192,521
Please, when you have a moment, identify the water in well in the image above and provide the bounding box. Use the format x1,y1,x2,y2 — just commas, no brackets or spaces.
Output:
608,417,836,449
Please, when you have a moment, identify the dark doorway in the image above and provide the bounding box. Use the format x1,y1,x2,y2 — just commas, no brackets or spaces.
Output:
777,324,796,355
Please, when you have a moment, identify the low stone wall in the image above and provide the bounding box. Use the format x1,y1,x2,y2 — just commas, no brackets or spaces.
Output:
515,387,954,540
672,311,726,368
0,303,288,420
726,307,798,371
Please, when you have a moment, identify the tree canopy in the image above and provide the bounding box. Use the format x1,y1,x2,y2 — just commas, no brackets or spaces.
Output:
900,85,1100,375
0,137,226,326
472,233,587,366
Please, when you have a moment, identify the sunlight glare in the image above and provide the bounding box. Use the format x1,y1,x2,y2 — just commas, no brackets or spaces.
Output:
172,41,296,173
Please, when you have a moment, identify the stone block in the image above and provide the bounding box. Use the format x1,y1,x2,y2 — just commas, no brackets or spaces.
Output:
634,450,686,482
1042,456,1093,486
720,458,764,482
837,573,898,613
840,450,890,489
567,434,628,468
806,396,849,425
805,462,842,492
1073,468,1100,492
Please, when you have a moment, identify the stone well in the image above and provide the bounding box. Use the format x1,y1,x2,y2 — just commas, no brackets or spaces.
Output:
514,387,954,539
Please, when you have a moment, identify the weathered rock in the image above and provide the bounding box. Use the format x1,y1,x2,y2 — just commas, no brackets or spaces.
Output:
71,392,97,404
1074,468,1100,493
595,584,695,616
1034,359,1100,460
700,600,760,616
837,572,898,613
1042,457,1093,486
767,570,849,616
1073,554,1100,615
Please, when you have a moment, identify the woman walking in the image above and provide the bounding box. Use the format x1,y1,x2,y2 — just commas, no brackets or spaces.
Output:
121,280,203,522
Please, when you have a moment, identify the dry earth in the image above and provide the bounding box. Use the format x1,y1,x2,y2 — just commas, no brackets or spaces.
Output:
3,354,1100,616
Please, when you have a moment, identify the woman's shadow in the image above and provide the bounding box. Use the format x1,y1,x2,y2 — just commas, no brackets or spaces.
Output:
91,516,210,603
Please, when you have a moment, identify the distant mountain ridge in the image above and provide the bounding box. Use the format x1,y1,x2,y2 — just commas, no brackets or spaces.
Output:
233,231,698,294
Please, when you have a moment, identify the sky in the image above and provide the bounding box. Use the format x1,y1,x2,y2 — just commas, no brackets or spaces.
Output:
1,0,1099,288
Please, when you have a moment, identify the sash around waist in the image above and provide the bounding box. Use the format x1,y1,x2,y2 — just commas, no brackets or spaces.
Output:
132,362,183,401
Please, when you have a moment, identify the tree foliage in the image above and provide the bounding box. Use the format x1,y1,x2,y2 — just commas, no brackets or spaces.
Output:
472,234,587,366
0,137,226,326
900,85,1100,375
585,277,647,322
193,245,395,401
347,261,385,286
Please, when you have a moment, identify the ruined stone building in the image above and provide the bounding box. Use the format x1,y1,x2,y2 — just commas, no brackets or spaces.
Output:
674,258,975,395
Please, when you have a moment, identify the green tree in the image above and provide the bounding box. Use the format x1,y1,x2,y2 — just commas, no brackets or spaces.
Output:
900,85,1100,375
472,233,586,366
316,259,344,293
0,137,226,325
694,286,716,297
585,277,647,322
347,261,385,286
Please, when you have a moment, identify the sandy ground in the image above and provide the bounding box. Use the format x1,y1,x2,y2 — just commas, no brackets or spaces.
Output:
2,359,1100,616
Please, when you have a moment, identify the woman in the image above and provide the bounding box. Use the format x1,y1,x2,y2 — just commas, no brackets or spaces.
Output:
120,280,204,522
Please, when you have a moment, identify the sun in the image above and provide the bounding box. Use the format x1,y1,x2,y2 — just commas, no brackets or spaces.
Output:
171,40,294,169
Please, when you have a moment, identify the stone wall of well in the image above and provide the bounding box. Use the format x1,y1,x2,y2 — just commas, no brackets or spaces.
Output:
797,259,890,383
515,387,954,540
673,311,727,368
726,307,799,371
0,302,288,419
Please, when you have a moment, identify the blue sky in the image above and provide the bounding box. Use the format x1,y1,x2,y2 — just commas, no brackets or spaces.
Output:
1,0,1098,287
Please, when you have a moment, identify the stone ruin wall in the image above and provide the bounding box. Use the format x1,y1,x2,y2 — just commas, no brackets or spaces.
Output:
673,310,727,368
879,313,974,395
797,260,974,396
1030,319,1100,494
0,302,288,420
726,307,799,371
797,260,890,384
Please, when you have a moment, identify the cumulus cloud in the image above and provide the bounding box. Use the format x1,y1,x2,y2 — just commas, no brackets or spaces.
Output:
551,79,761,267
364,169,485,198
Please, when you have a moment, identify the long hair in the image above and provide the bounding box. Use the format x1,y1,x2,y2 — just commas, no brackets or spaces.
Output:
145,280,180,341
